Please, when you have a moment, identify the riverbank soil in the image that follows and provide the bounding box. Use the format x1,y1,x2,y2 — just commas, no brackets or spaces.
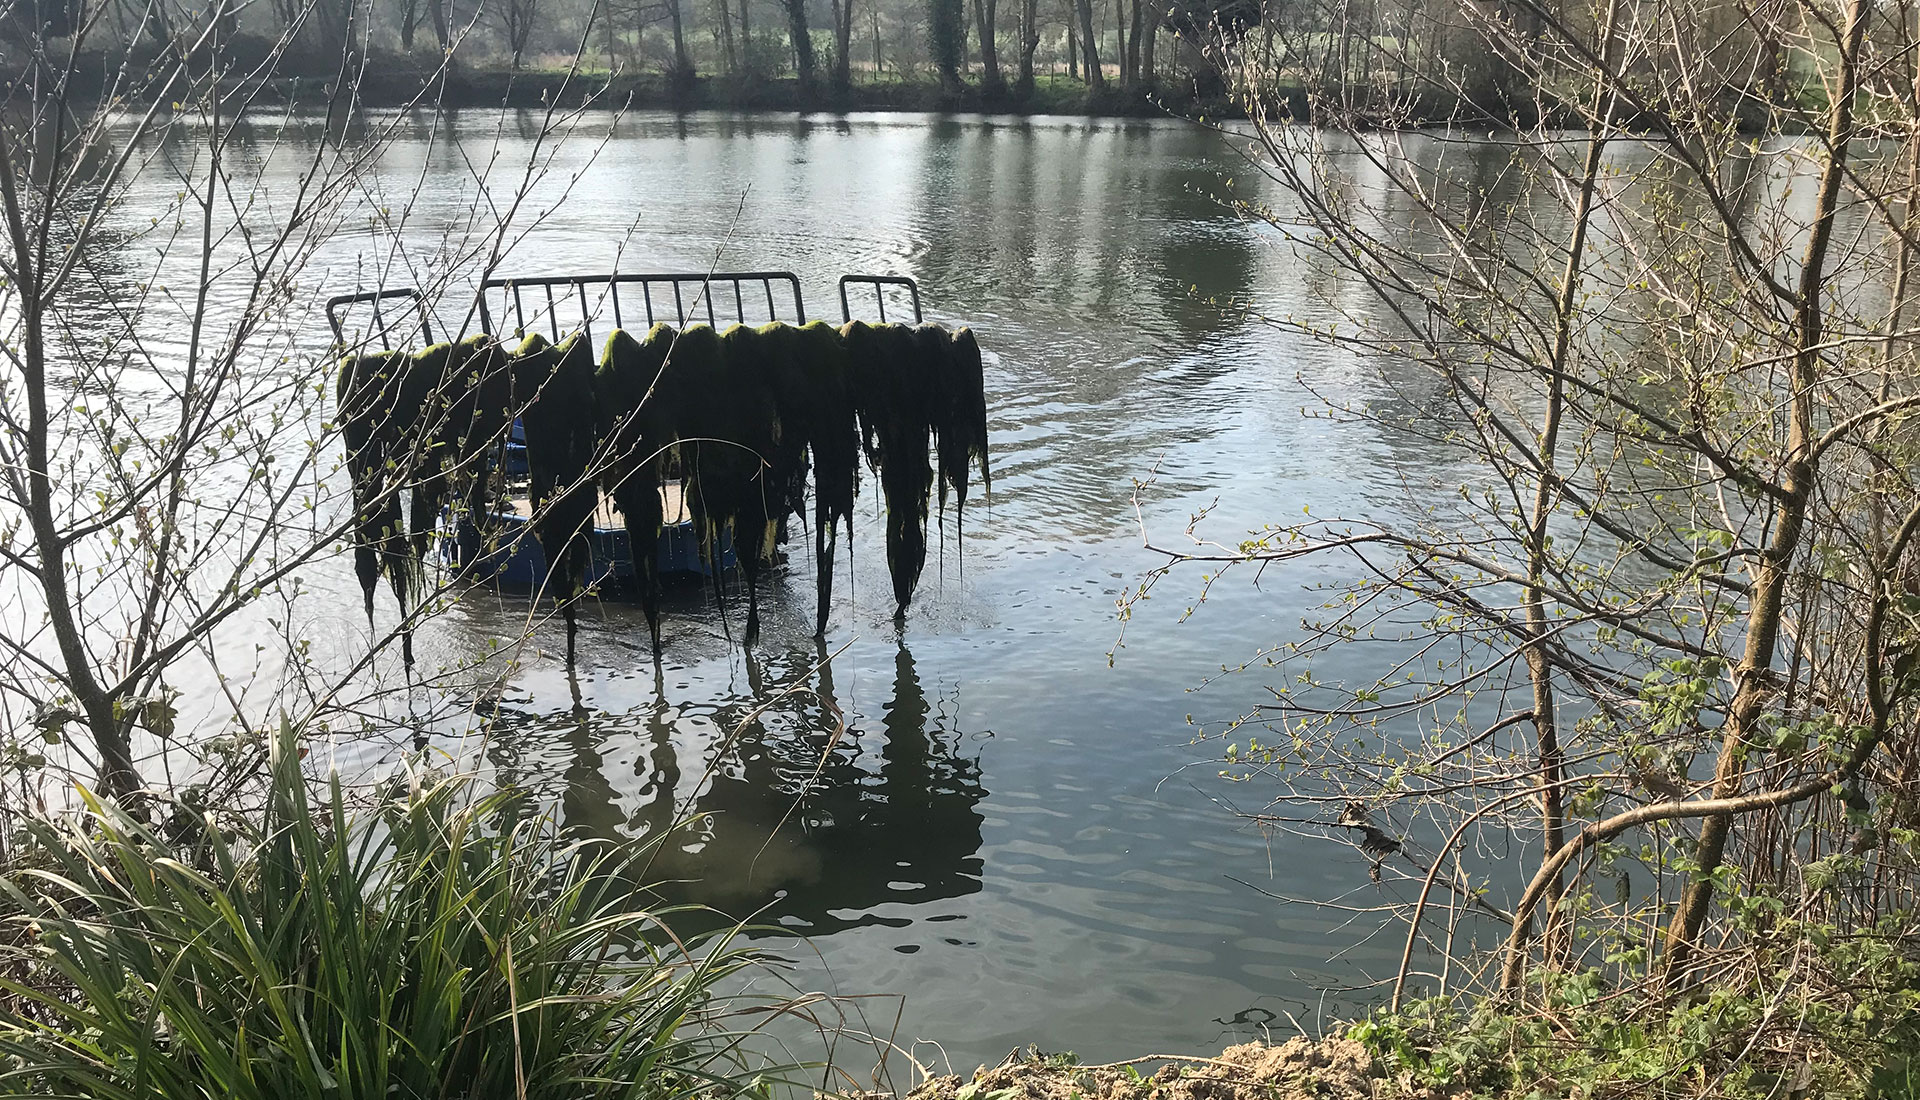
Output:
902,1040,1436,1100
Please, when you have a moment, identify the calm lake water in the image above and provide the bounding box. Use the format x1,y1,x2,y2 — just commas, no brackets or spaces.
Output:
131,109,1475,1072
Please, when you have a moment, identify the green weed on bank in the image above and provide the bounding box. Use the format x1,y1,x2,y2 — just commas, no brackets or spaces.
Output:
1351,928,1920,1099
0,725,799,1100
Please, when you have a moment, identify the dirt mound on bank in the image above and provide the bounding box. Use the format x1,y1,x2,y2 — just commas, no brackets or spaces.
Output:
901,1039,1432,1100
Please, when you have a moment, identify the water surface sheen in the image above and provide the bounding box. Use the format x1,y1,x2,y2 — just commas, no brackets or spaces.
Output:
310,110,1428,1068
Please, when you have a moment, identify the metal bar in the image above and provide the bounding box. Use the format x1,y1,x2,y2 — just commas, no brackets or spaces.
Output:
763,278,775,320
611,282,624,331
325,288,432,348
672,282,685,326
733,280,744,325
479,272,801,292
836,275,921,324
543,284,559,341
643,283,655,326
577,282,592,346
512,285,526,336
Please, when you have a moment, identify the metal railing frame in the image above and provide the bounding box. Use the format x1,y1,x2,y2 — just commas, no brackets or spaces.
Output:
327,272,925,350
477,271,807,343
838,274,923,324
326,288,436,348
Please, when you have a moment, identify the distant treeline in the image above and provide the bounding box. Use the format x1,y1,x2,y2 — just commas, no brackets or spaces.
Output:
7,0,1256,114
13,0,1834,124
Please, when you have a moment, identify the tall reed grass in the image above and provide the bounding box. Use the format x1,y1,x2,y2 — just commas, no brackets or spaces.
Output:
0,726,799,1099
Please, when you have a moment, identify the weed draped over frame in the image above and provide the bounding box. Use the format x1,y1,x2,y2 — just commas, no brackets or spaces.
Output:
338,316,989,655
793,319,861,633
512,331,600,659
337,337,518,655
336,350,417,638
710,324,787,644
935,326,990,544
410,335,513,563
846,320,935,613
596,324,675,647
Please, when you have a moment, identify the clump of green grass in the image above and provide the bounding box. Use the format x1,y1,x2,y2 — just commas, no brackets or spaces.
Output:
0,725,801,1100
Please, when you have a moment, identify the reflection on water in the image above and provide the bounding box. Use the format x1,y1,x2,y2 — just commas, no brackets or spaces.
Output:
479,639,985,937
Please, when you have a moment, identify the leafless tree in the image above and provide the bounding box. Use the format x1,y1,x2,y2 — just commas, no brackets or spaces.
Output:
1128,0,1920,1016
0,0,618,810
500,0,542,67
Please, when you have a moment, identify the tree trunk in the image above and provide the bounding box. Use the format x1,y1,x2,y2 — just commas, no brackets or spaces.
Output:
1114,0,1128,86
400,0,419,51
786,0,816,85
930,0,965,92
1661,0,1870,977
510,9,530,70
604,0,619,73
1140,15,1152,85
739,0,752,70
668,0,694,80
974,0,1003,93
1076,0,1102,88
430,0,449,49
311,0,354,62
1126,0,1141,87
1067,8,1077,80
717,0,737,76
1014,0,1037,96
1520,0,1624,961
829,0,853,88
507,0,537,72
